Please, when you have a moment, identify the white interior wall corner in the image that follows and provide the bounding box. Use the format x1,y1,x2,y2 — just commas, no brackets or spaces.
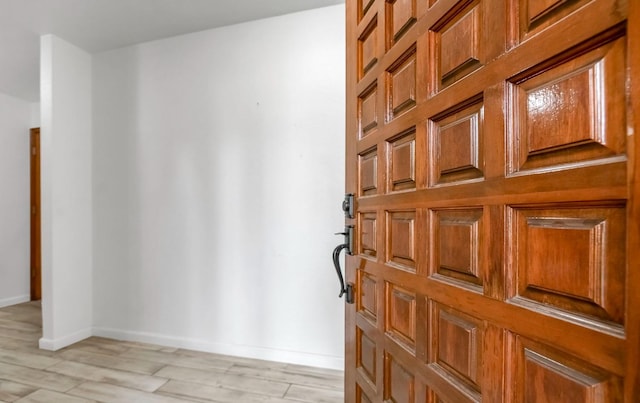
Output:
39,34,93,350
92,5,346,368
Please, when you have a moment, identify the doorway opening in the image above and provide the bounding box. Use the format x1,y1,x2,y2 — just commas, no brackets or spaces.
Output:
30,127,41,301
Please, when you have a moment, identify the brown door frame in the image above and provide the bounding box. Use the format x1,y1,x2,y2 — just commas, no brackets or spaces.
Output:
30,128,41,301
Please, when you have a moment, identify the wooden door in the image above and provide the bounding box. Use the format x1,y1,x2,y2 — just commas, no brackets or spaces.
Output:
30,128,41,301
344,0,639,401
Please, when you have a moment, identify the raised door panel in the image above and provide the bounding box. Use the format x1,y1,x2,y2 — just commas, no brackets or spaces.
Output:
386,0,417,47
387,211,417,270
359,83,379,138
428,98,484,185
359,148,379,196
430,208,484,291
358,270,379,324
429,1,484,91
360,212,379,258
388,129,417,192
510,336,622,402
509,204,626,330
386,283,417,352
385,353,415,403
359,16,379,79
519,0,594,39
345,0,635,402
360,0,375,21
428,303,483,401
387,48,417,121
358,326,378,387
507,32,627,174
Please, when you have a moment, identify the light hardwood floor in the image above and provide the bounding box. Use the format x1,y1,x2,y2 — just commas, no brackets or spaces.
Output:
0,302,344,402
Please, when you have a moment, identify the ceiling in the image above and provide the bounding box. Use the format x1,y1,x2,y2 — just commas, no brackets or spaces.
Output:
0,0,345,102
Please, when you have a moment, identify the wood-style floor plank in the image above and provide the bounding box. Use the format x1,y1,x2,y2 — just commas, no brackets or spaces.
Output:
0,380,38,402
69,339,131,355
0,328,39,342
15,389,97,403
46,361,169,392
154,365,291,397
158,380,294,403
0,348,62,370
57,349,165,375
0,336,55,358
0,302,344,402
227,364,344,390
284,384,344,403
118,349,235,372
67,382,195,403
0,362,82,392
176,349,290,370
0,318,41,332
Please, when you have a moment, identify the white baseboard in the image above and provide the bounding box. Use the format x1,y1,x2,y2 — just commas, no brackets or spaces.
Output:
92,327,344,370
39,327,92,351
0,295,30,308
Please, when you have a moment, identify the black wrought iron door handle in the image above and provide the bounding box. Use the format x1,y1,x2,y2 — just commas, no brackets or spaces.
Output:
332,226,354,304
332,243,348,298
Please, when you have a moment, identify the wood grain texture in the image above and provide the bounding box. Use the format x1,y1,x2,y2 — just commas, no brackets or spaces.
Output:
359,149,378,196
388,130,416,192
46,361,169,392
153,366,291,397
57,349,166,375
158,380,293,403
16,389,96,403
386,210,416,270
387,49,417,119
29,128,41,302
285,384,345,403
0,379,37,402
0,302,344,403
360,17,378,78
345,0,636,401
625,1,640,399
429,97,484,185
67,382,188,403
386,0,416,46
385,284,416,351
359,84,379,138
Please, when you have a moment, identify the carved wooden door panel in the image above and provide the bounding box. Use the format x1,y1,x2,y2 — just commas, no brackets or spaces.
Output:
344,0,640,401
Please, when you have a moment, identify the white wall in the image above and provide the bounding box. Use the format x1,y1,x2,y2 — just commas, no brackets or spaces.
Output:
0,92,31,307
40,35,93,350
30,102,41,128
92,5,346,368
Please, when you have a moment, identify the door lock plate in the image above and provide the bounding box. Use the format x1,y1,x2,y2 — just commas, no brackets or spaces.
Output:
342,193,354,219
